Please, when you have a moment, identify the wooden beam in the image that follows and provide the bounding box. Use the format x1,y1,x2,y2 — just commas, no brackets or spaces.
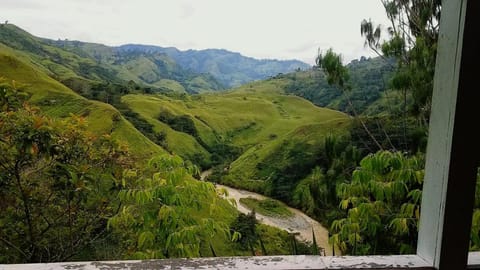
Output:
417,0,480,269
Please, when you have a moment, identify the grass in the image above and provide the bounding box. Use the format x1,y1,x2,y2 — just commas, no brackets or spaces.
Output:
122,78,350,174
239,197,293,218
121,94,212,162
0,44,165,160
154,79,186,93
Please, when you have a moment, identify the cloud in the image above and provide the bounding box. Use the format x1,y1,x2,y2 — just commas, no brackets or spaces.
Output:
287,42,318,54
2,0,391,63
1,0,45,10
180,3,195,19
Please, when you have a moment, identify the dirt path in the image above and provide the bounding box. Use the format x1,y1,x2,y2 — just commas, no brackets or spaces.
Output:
215,184,335,256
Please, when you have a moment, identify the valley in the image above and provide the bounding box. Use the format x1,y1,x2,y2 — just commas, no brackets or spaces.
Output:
0,21,420,263
2,0,463,264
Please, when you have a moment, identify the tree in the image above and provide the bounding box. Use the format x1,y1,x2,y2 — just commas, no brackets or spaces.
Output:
0,82,131,263
108,154,230,259
316,49,383,151
361,0,441,122
330,151,424,255
230,211,258,255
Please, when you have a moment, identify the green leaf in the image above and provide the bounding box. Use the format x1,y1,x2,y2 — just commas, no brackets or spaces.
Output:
138,231,154,249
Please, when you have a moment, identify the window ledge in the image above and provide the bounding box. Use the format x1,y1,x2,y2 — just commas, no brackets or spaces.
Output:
0,255,433,270
468,252,480,269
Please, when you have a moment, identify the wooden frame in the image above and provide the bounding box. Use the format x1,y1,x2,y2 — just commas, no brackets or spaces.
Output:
417,0,480,269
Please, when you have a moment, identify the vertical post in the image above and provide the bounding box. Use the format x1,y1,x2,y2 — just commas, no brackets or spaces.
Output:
417,0,480,269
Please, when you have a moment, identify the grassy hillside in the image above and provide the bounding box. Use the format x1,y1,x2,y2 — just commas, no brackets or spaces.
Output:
122,78,350,191
0,43,165,159
0,27,303,259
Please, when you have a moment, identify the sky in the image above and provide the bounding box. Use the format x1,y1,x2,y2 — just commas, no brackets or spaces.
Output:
2,0,391,65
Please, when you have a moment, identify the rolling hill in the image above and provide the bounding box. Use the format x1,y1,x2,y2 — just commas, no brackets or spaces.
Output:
0,23,352,179
0,42,165,159
0,24,224,94
282,56,395,115
118,44,311,87
122,78,351,192
0,24,310,94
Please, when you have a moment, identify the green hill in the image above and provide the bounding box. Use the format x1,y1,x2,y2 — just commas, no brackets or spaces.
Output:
0,43,164,159
283,56,395,115
122,78,350,191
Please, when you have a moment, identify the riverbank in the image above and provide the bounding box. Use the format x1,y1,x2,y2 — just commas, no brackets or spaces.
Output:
216,184,334,256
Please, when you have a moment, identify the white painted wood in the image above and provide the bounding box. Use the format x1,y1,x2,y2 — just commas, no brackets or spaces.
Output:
468,252,480,269
416,0,468,267
322,255,431,269
0,255,433,270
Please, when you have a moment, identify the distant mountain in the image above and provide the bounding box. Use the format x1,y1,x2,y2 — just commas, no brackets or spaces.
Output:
117,44,311,87
42,39,225,94
0,24,225,94
0,24,310,92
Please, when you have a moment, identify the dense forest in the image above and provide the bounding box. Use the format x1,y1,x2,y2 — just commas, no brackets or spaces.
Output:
2,0,480,265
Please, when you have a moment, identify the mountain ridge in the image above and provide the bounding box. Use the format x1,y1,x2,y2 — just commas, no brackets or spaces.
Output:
117,44,310,87
0,24,310,90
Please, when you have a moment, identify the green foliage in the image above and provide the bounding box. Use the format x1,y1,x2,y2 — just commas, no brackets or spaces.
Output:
122,81,348,178
63,79,170,151
292,167,326,216
350,115,428,154
157,110,198,137
330,151,424,255
316,49,383,151
361,0,440,120
284,57,394,115
316,49,349,88
0,44,165,159
122,108,168,149
0,84,131,263
108,154,230,259
260,140,321,202
292,135,362,222
470,171,480,250
208,139,242,167
230,211,258,253
239,198,293,218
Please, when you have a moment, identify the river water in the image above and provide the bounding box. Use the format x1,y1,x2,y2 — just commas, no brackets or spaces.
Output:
201,170,335,256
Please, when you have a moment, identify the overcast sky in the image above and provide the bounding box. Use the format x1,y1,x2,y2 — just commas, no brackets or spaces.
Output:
2,0,390,65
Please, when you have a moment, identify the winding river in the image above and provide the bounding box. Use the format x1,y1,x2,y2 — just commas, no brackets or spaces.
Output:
201,170,335,256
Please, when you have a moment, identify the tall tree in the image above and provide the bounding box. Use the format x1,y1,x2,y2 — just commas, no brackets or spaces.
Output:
316,49,383,151
0,82,131,263
361,0,441,122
